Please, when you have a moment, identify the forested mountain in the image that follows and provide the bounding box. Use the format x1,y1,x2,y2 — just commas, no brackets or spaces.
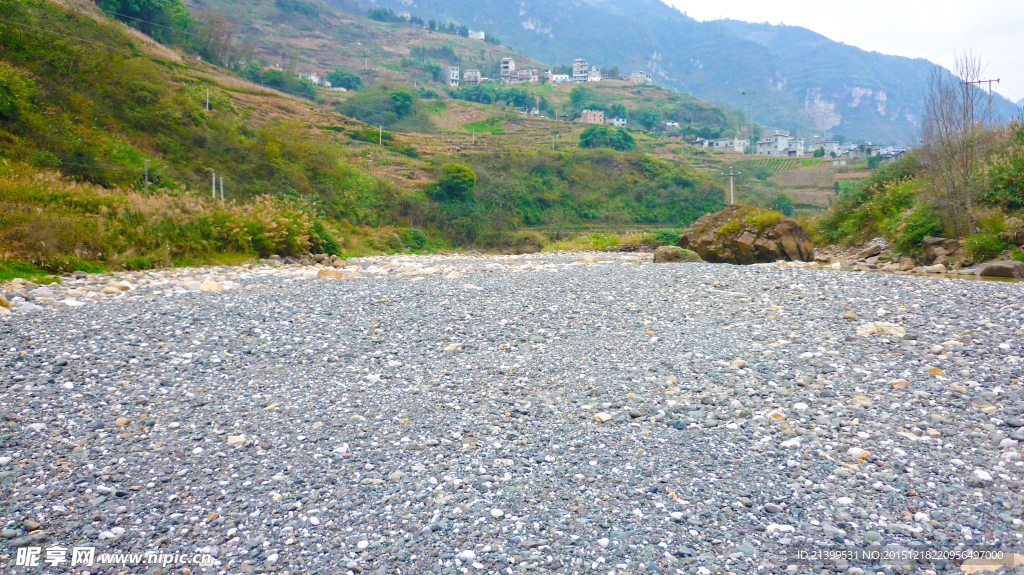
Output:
365,0,1019,144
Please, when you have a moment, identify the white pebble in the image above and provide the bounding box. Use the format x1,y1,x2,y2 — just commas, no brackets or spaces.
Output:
490,508,504,518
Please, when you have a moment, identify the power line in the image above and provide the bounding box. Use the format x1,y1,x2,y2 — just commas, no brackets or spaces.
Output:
91,6,207,40
986,32,1024,70
0,16,139,56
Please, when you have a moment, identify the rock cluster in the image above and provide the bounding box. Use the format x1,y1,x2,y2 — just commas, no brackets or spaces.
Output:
677,205,815,264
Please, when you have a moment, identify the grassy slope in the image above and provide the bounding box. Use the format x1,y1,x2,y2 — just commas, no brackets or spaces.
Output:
0,0,734,274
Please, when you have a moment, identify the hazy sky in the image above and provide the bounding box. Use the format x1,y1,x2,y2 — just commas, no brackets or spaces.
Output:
662,0,1024,103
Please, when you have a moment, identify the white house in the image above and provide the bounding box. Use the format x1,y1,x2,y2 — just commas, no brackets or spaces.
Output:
299,72,322,85
396,11,411,19
756,132,804,157
607,117,627,127
463,69,481,84
664,120,680,128
821,141,840,157
710,137,746,153
448,66,460,87
551,74,570,83
587,66,601,82
468,30,485,41
627,71,653,84
572,58,588,82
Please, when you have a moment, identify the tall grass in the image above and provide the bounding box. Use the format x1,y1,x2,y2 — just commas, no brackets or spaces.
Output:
0,160,323,269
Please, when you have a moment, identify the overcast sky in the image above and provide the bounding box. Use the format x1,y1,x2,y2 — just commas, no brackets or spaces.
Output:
662,0,1024,103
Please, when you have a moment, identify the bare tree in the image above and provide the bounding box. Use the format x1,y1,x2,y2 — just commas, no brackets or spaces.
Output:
919,52,990,236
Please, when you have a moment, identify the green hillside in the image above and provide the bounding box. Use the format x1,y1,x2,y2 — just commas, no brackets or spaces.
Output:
0,0,728,272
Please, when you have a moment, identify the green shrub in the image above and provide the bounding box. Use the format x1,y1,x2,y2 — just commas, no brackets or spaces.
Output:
325,68,362,90
396,146,421,159
124,256,154,270
400,228,427,249
308,221,341,255
717,219,744,236
579,126,636,151
28,150,61,169
645,229,685,246
429,163,476,202
386,232,404,251
511,231,547,253
964,233,1007,261
976,212,1007,235
896,208,942,250
744,207,785,230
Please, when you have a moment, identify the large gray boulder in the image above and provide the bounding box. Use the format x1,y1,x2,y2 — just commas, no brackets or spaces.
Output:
977,260,1024,278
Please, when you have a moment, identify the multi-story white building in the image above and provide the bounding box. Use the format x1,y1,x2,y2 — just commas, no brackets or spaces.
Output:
587,66,601,82
607,117,627,127
463,69,481,84
448,66,460,87
821,141,840,157
756,132,805,157
572,58,588,82
501,58,516,83
468,30,485,41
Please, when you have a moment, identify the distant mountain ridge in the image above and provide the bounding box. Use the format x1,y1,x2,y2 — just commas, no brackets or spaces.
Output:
364,0,1018,145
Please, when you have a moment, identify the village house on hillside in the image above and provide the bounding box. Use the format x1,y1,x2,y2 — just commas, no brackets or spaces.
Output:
448,66,460,87
579,110,605,125
607,117,626,127
498,58,540,84
710,137,746,153
501,58,515,83
626,71,653,84
468,30,485,41
463,69,481,84
846,145,880,159
298,72,331,88
756,132,805,157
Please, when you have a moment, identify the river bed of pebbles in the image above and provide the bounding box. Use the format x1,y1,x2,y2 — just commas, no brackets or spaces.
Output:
2,253,1023,575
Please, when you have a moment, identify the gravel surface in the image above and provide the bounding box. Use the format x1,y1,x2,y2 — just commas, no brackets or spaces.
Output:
2,253,1024,575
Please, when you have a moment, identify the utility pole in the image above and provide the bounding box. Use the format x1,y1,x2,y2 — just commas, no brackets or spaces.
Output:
379,125,382,146
212,171,216,199
552,133,555,151
220,177,224,202
741,90,756,141
472,128,475,145
206,87,210,111
961,78,1000,124
144,159,149,197
722,166,740,205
